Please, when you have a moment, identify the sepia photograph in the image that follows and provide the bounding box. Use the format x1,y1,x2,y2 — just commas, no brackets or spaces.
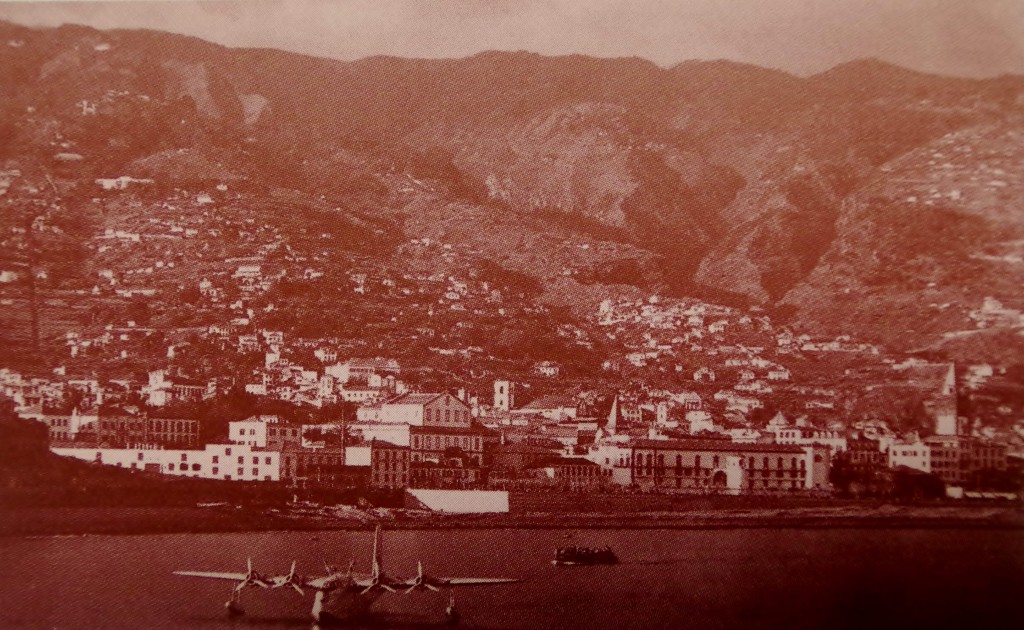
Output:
0,0,1022,627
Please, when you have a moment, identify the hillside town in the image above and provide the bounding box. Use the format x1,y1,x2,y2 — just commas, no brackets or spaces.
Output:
3,293,1021,506
2,174,1022,506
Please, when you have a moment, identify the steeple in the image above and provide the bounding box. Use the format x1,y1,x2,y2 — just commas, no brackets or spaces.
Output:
605,395,619,435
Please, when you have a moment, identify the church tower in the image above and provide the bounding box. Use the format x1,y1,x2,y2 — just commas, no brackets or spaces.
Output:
493,380,514,412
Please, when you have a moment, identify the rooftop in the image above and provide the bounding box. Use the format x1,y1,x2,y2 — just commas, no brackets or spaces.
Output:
519,394,577,410
631,438,805,454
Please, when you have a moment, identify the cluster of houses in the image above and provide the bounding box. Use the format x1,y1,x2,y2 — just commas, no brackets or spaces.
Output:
14,348,1018,499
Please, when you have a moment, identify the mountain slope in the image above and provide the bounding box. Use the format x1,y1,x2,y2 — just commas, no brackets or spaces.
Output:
2,20,1024,356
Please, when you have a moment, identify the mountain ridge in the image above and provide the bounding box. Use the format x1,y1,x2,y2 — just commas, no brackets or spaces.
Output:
2,20,1023,358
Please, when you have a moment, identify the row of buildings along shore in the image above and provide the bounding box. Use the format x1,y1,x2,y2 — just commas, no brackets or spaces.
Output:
4,358,1019,498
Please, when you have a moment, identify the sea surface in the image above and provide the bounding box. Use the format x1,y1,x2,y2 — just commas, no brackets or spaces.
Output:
1,527,1021,629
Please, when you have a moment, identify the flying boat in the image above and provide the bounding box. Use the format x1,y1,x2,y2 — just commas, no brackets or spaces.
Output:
174,525,520,623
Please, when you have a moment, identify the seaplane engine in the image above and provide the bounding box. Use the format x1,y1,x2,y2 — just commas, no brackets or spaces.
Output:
405,562,444,593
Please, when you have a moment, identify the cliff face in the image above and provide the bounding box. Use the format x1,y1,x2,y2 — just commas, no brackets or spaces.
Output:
3,20,1024,352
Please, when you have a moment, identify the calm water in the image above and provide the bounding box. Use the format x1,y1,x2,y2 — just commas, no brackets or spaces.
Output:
1,527,1021,629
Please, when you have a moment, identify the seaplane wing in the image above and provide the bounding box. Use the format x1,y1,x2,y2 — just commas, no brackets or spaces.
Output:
436,577,521,586
173,570,250,581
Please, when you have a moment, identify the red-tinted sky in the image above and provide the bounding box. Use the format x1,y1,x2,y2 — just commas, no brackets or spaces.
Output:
1,0,1021,77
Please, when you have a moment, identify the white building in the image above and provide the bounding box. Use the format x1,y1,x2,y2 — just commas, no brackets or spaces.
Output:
228,415,280,448
367,392,472,427
764,415,848,453
585,439,634,487
52,443,280,481
888,439,931,473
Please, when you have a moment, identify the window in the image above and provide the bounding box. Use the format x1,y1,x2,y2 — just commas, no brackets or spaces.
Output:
212,467,219,475
137,452,144,461
181,453,187,462
265,457,271,465
238,456,243,464
212,455,219,464
191,463,201,471
237,468,243,476
225,448,232,456
252,468,258,476
253,457,259,465
713,455,719,468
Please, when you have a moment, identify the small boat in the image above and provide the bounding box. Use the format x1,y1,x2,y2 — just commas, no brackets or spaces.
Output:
552,543,618,566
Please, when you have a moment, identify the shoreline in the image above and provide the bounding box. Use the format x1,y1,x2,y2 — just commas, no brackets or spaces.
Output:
3,504,1022,538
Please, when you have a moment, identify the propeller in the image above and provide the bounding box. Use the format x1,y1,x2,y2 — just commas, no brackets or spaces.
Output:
236,558,270,591
273,560,304,595
360,575,397,595
404,561,442,594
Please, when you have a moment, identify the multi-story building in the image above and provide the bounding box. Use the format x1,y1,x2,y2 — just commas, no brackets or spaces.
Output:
279,445,349,488
265,422,305,450
52,443,281,481
847,436,887,472
629,439,830,493
409,424,487,466
372,392,472,426
369,439,410,489
37,414,77,443
924,435,968,485
970,440,1008,478
35,407,98,444
888,438,931,474
525,456,609,490
147,416,200,447
408,424,492,489
765,414,847,454
96,415,199,448
228,415,281,448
